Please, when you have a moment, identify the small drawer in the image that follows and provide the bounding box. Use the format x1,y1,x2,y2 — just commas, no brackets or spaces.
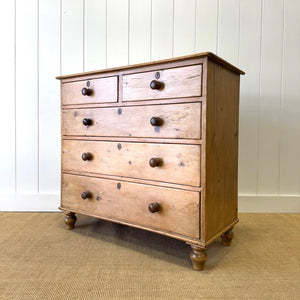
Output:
123,64,202,101
61,174,200,238
62,76,118,105
62,102,201,139
62,140,201,186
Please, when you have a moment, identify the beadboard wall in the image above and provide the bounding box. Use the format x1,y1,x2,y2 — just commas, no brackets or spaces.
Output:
0,0,299,212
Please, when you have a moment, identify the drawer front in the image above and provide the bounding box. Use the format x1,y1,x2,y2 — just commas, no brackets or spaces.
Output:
61,174,200,238
62,76,118,105
62,140,201,186
63,102,201,139
123,65,202,101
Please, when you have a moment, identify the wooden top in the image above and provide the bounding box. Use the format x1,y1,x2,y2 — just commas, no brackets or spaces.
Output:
56,52,245,80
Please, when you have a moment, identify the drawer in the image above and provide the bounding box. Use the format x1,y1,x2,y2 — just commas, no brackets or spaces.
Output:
123,64,202,101
62,76,118,105
62,140,201,186
61,174,200,238
63,102,201,139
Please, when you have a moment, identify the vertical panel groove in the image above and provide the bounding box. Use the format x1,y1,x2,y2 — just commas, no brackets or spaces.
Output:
151,0,173,60
128,0,130,65
278,0,286,194
14,0,17,193
107,0,128,67
279,0,300,194
83,0,85,71
150,0,152,61
216,0,220,54
256,0,264,195
105,0,107,68
238,0,241,67
257,0,284,194
60,0,62,75
194,0,197,53
172,0,174,57
16,0,39,193
39,0,61,193
37,0,40,193
1,0,299,210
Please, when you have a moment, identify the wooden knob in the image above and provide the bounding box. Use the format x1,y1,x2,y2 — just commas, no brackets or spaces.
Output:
150,117,163,127
81,152,92,161
148,202,160,213
82,118,92,126
149,158,162,168
81,191,92,199
150,80,162,90
81,87,92,96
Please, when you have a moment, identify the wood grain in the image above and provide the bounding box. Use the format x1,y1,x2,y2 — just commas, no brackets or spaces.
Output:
204,59,240,241
58,53,244,270
63,136,203,145
61,173,200,238
62,140,201,186
64,170,202,192
62,102,201,139
123,64,202,101
62,76,118,105
62,96,203,109
56,52,244,80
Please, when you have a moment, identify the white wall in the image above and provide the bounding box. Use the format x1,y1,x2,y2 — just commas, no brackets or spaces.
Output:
0,0,299,212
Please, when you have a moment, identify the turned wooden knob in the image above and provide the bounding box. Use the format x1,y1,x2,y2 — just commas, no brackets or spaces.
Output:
81,87,92,96
81,191,92,199
82,118,92,126
81,152,92,161
148,202,160,213
150,80,162,90
149,158,162,168
150,117,163,127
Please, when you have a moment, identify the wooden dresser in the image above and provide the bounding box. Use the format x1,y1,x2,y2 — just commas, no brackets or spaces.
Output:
57,52,244,271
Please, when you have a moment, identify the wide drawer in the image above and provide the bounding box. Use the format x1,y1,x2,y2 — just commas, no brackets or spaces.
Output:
62,140,201,186
62,102,201,139
62,76,118,105
123,64,202,101
61,174,200,238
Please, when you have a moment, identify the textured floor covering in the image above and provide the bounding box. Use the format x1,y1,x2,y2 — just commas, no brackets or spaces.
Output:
0,213,299,299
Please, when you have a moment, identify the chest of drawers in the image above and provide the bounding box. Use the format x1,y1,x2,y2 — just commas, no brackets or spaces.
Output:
57,52,244,271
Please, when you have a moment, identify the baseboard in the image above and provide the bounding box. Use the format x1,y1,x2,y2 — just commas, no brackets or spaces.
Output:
0,194,299,213
238,195,300,213
0,194,60,212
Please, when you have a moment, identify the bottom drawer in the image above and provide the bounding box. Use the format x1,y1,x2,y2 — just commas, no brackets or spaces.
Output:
61,174,200,238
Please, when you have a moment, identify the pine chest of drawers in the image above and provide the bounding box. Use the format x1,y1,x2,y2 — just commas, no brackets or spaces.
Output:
57,52,244,271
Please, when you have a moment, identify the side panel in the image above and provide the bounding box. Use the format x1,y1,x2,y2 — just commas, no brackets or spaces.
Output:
204,60,240,241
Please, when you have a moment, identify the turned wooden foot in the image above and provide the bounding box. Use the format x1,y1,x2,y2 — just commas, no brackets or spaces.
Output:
64,212,77,230
221,229,234,246
190,245,207,271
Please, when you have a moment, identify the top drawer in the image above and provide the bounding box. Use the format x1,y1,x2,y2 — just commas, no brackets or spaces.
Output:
62,76,118,105
123,64,202,102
